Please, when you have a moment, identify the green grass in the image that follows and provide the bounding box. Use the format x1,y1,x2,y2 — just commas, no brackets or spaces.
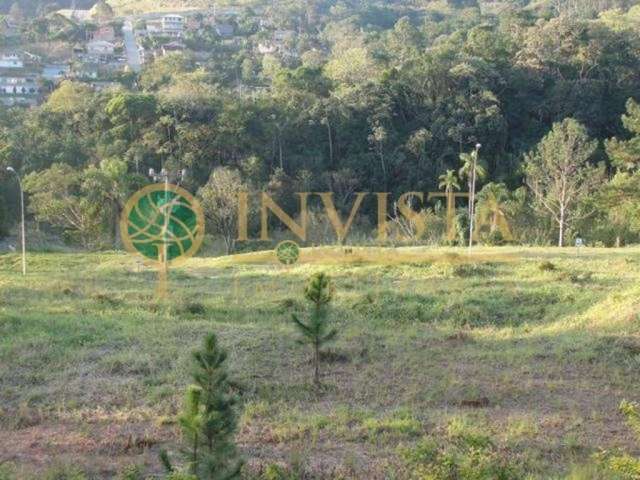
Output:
1,246,640,478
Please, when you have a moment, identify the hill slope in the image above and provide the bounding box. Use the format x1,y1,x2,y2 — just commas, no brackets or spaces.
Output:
2,247,640,477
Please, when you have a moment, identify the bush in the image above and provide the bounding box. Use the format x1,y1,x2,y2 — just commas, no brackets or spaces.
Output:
118,466,144,480
482,230,506,246
43,466,87,480
399,434,523,480
538,261,557,271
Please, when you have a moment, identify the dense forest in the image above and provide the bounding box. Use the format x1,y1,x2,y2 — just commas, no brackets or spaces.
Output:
2,0,640,249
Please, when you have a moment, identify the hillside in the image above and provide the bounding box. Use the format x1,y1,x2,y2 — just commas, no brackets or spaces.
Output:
2,247,640,477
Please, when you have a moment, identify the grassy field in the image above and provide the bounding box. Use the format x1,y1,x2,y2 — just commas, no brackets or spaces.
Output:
1,246,640,478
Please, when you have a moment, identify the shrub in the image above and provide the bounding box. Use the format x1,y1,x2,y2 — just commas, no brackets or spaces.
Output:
538,261,557,271
118,466,144,480
290,272,338,386
43,466,87,480
482,230,506,246
161,333,242,479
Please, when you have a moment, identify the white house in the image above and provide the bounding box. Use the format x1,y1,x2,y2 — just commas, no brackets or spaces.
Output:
0,54,23,69
162,15,184,36
0,70,40,95
257,43,277,54
87,40,116,56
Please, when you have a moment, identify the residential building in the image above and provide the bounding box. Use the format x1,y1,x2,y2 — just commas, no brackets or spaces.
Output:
92,25,116,42
146,20,163,35
87,40,116,56
162,41,185,56
0,67,42,106
258,43,277,54
162,15,184,36
215,23,234,38
42,64,71,81
0,54,23,69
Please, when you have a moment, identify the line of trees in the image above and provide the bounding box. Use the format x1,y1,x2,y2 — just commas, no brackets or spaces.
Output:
2,2,640,249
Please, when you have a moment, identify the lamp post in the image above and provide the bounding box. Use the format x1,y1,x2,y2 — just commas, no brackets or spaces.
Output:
468,143,481,250
148,168,187,297
6,166,26,275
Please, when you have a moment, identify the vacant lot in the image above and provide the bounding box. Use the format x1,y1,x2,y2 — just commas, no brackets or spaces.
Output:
1,247,640,478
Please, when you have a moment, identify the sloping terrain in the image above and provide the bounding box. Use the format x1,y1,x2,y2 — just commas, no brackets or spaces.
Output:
1,247,640,477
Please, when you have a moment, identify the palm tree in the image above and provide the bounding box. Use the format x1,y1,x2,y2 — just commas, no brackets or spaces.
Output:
459,146,486,247
438,169,460,194
439,169,461,242
475,183,512,241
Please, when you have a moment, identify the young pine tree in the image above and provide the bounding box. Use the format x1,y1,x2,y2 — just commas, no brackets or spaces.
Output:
291,272,337,387
163,333,242,480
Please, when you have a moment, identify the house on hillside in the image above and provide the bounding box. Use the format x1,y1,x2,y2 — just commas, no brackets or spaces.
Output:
0,54,23,69
146,20,162,35
87,40,115,56
0,67,42,106
92,25,116,42
43,64,71,81
215,23,234,38
257,43,276,54
162,15,184,37
162,41,185,56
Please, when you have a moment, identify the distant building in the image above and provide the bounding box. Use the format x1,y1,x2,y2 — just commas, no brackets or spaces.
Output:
162,41,185,56
162,15,184,36
257,43,276,54
42,64,71,81
215,23,234,38
92,25,116,42
0,54,23,69
0,67,42,106
72,63,99,79
87,40,116,56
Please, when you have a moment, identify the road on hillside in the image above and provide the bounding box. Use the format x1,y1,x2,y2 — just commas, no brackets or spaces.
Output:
123,19,141,72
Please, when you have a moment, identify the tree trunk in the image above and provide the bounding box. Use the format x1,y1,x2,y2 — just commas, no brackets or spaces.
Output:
326,120,333,167
113,203,121,248
616,235,621,248
558,215,564,247
278,132,283,170
314,342,320,386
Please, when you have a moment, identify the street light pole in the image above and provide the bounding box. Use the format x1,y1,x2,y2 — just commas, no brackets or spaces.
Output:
148,168,187,298
6,167,26,275
468,143,481,250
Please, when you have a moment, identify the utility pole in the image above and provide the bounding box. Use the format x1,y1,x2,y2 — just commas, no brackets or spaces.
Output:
468,143,481,250
6,166,26,275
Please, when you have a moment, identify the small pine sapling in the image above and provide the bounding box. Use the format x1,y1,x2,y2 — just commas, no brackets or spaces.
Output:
162,333,242,480
291,272,337,386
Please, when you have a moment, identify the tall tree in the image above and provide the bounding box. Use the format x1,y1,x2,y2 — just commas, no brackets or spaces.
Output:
525,118,604,247
198,167,251,255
